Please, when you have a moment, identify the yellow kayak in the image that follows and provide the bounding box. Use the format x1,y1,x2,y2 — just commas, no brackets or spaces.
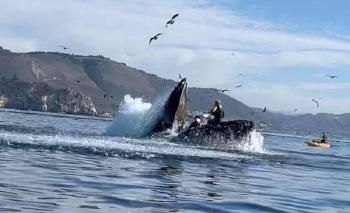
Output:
307,141,331,149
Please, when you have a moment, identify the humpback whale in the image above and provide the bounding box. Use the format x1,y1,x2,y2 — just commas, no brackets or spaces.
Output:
150,79,255,144
152,78,188,134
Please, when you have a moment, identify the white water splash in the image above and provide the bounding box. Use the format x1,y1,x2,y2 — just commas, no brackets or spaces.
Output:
238,130,265,153
106,95,167,137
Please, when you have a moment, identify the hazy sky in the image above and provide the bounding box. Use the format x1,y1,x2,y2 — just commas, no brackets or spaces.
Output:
1,0,350,114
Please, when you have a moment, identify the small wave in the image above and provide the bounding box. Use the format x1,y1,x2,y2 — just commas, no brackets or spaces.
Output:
0,130,251,160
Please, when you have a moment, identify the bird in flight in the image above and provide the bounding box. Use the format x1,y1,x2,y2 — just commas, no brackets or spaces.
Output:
237,73,246,78
235,84,242,88
58,45,70,50
262,106,267,112
311,99,319,108
326,74,337,79
215,89,230,93
166,13,179,28
149,33,163,45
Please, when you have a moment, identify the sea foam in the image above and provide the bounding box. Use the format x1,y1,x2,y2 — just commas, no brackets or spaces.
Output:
106,95,167,137
238,130,265,153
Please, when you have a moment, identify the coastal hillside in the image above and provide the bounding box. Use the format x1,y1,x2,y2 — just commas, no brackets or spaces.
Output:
0,46,253,117
0,46,349,138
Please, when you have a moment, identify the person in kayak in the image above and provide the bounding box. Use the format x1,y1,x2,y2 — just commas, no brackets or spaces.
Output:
208,100,224,125
320,132,328,143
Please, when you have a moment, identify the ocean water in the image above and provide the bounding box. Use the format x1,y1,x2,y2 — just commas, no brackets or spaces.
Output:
0,110,349,212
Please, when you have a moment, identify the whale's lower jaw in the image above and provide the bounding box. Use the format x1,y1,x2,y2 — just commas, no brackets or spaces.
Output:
175,120,255,145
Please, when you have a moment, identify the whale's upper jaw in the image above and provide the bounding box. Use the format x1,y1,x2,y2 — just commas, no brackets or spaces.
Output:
152,79,188,133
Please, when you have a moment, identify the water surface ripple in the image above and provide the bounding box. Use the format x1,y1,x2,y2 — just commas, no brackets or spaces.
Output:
0,110,349,212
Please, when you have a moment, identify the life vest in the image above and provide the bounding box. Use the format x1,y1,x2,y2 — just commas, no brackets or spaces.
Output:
212,104,224,119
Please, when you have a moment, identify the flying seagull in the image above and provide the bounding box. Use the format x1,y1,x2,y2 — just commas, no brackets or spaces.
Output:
311,99,319,108
326,74,337,79
262,106,267,112
149,33,163,45
215,89,230,93
166,13,179,28
235,84,242,88
58,45,70,50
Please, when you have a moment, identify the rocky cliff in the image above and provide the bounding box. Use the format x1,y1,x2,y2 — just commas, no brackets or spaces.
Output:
0,78,97,115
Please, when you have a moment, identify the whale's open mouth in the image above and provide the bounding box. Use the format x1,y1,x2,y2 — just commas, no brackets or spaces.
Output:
151,78,255,144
